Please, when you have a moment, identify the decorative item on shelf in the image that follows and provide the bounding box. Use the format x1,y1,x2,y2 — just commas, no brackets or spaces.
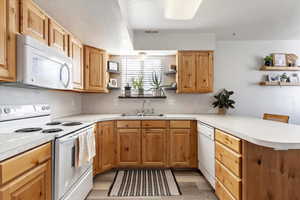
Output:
124,83,131,97
108,78,118,88
286,54,298,67
280,73,289,82
212,89,235,115
264,56,273,66
132,75,144,96
272,53,287,67
163,82,177,90
151,71,164,96
169,64,177,72
290,73,299,83
267,73,280,82
107,61,119,72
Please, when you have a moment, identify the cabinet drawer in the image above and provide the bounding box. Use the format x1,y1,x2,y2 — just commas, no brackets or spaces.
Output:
0,143,51,185
216,160,241,200
215,129,242,153
170,120,191,128
142,120,167,128
117,121,141,128
216,180,236,200
215,142,242,177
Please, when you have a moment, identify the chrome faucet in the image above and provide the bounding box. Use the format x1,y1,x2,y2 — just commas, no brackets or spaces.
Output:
136,100,147,116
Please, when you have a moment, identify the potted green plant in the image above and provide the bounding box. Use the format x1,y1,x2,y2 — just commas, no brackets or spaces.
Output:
132,75,144,95
264,56,273,66
151,71,163,96
280,73,289,82
212,89,235,115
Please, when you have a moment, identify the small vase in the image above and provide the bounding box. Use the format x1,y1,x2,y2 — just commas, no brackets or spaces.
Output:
218,107,227,115
138,88,144,96
265,61,272,66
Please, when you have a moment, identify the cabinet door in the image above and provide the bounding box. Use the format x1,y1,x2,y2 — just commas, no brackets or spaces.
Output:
0,0,16,82
196,52,213,92
49,19,68,55
84,46,108,92
142,129,166,166
170,129,191,167
0,160,51,200
20,0,48,44
69,36,83,89
117,129,141,166
100,121,115,171
93,126,99,176
177,52,197,93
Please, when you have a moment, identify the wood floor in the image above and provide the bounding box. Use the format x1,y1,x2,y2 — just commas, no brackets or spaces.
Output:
86,170,217,200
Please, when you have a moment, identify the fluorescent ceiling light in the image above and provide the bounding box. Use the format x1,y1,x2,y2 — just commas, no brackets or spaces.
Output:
164,0,203,20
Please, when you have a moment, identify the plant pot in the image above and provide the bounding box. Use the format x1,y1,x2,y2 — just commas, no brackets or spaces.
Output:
264,60,272,66
152,88,162,96
138,88,144,96
218,107,227,115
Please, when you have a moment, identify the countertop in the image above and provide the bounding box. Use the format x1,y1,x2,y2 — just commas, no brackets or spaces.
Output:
59,113,300,150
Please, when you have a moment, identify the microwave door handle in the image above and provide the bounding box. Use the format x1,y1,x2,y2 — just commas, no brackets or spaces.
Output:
59,63,71,88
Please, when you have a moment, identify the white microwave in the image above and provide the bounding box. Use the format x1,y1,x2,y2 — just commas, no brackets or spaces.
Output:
17,35,73,90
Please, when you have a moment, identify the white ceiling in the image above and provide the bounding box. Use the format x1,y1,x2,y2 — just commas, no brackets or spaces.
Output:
34,0,133,54
122,0,300,40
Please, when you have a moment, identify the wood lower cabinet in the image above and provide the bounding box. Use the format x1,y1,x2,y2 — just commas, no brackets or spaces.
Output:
177,51,213,93
69,35,84,90
117,129,141,166
49,19,68,55
169,129,191,167
0,143,52,200
142,129,166,166
0,0,16,82
20,0,49,44
84,46,108,92
101,121,115,171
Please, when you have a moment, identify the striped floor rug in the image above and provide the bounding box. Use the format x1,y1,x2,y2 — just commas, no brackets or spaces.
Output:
108,169,181,197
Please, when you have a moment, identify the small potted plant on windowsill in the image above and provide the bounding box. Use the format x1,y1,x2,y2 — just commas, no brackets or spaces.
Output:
212,89,235,115
151,71,164,96
132,75,144,96
264,56,273,66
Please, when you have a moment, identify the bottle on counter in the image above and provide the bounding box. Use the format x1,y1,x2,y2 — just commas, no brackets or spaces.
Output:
124,83,131,97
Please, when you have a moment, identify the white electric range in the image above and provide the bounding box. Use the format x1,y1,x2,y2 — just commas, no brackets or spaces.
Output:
0,104,95,200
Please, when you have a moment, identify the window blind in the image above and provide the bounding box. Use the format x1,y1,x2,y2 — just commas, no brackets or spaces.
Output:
121,56,164,90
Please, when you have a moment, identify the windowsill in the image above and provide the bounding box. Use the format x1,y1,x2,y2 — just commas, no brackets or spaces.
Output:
118,95,167,99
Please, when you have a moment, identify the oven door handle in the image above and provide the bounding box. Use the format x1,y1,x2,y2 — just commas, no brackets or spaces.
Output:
71,145,76,167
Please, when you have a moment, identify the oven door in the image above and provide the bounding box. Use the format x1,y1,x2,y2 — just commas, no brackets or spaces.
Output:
55,131,92,200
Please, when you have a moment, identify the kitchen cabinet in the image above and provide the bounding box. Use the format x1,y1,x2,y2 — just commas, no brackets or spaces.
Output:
20,0,49,44
84,46,108,92
0,0,17,82
49,19,68,55
117,129,141,166
169,129,191,167
0,143,52,200
142,129,166,166
100,121,115,171
93,126,100,176
69,35,84,90
177,51,213,93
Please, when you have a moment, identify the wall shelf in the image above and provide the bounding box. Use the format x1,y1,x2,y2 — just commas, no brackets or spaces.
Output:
260,66,300,71
164,71,177,75
259,81,300,86
107,70,121,74
107,86,121,90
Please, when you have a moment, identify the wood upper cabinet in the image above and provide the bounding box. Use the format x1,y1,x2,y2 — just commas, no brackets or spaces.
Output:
169,129,191,167
117,129,141,166
142,129,166,166
0,0,17,82
69,36,83,90
84,46,108,92
49,19,68,55
20,0,49,44
100,121,115,171
177,51,213,93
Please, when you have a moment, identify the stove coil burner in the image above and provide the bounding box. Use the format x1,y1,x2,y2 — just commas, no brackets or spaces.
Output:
42,128,63,133
15,128,43,133
62,122,83,126
46,121,62,126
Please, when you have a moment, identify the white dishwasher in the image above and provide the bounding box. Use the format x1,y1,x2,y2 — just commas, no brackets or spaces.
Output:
198,122,215,188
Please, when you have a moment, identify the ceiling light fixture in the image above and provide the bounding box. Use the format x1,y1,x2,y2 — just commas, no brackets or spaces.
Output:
164,0,203,20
